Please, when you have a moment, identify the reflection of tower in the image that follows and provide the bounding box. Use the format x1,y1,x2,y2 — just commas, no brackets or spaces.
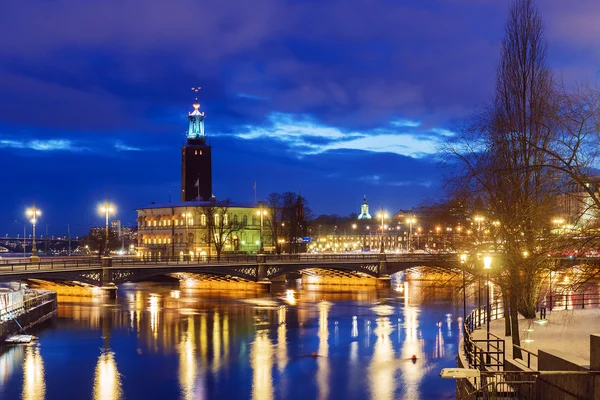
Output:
317,302,330,400
181,91,212,202
358,195,372,220
178,316,199,400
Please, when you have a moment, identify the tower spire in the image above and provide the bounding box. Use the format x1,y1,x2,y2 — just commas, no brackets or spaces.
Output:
358,195,372,220
187,86,205,143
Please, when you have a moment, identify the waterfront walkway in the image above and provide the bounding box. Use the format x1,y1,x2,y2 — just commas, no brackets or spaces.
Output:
471,308,600,370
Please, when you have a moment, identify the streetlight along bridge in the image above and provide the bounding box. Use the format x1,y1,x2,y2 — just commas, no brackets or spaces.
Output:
0,253,464,289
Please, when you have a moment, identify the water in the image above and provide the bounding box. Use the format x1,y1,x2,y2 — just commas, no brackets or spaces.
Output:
0,278,463,399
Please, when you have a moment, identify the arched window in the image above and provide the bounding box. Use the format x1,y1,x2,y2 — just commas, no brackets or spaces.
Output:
242,215,248,226
233,214,239,224
224,213,229,225
252,216,257,226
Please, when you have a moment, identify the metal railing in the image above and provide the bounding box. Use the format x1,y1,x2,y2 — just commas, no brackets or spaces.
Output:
463,302,505,372
513,344,538,369
0,256,94,265
0,258,102,272
0,252,458,271
457,371,537,400
541,292,600,311
0,291,56,337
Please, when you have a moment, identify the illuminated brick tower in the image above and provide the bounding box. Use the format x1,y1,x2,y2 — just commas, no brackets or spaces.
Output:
181,89,212,201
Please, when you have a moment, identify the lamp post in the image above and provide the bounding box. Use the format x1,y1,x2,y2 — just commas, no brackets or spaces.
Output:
552,217,564,235
99,197,115,257
460,253,467,322
257,205,267,254
406,217,416,253
26,203,41,260
483,255,493,333
377,210,388,253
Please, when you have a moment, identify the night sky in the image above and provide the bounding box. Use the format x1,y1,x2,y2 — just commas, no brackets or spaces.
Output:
1,0,599,236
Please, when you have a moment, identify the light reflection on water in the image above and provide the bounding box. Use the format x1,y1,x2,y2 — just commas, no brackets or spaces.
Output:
22,344,45,400
0,277,462,399
93,350,121,400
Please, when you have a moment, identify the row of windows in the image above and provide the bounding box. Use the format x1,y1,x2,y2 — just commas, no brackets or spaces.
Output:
143,238,172,244
142,233,262,246
142,214,266,227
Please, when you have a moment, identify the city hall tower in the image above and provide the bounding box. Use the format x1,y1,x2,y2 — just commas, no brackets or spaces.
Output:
181,92,212,201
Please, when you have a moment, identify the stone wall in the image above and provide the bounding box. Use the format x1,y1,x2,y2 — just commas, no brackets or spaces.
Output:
537,349,593,399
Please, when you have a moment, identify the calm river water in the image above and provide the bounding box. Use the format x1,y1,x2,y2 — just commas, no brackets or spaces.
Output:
0,276,463,399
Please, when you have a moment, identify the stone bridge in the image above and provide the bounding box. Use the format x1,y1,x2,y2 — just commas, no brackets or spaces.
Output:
0,253,463,288
0,253,590,290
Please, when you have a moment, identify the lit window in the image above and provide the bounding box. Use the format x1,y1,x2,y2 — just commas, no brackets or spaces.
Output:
175,220,179,226
188,218,194,226
167,238,171,244
214,214,220,225
224,214,228,225
153,220,157,227
201,214,207,226
168,220,171,226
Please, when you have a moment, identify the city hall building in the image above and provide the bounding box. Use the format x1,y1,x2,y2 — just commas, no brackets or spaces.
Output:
136,94,272,259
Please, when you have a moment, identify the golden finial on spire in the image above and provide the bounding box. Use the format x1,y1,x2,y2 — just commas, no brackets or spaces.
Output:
191,85,201,110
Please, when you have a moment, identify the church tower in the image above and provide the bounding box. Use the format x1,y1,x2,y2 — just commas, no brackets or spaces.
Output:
181,89,212,201
358,195,372,220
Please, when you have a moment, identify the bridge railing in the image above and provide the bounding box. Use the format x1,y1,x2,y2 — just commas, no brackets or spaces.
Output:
0,252,460,271
0,258,102,272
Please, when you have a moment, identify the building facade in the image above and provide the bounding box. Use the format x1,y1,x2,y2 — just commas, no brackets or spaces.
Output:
136,201,274,259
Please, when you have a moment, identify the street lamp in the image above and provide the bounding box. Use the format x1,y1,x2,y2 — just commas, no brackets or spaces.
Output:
256,205,268,253
483,255,493,333
474,215,485,231
377,210,388,253
552,217,564,234
460,253,468,322
406,217,417,253
99,197,115,257
26,203,41,260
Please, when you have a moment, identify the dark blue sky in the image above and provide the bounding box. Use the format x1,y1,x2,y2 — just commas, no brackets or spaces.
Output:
1,0,599,236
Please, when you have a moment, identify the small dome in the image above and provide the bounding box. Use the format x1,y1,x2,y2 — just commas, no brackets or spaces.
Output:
192,98,200,110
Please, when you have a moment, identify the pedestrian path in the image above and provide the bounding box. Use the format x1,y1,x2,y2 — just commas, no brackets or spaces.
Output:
471,309,600,370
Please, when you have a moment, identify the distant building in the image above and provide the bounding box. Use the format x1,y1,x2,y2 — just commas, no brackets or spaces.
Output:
558,177,600,227
357,195,372,220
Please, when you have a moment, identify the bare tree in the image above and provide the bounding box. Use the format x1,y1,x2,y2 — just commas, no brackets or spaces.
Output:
443,0,559,357
202,201,243,261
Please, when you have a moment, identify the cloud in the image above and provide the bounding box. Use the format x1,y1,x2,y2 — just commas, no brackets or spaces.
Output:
230,112,449,158
0,139,83,151
114,141,142,151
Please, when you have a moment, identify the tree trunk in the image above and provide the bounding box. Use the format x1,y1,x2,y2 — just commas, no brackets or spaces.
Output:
510,285,522,359
503,288,511,337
